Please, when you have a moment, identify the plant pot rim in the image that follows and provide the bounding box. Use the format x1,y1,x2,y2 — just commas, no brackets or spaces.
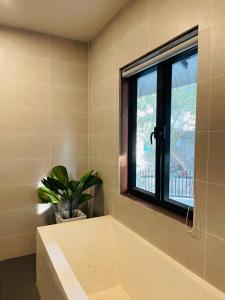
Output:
55,209,87,223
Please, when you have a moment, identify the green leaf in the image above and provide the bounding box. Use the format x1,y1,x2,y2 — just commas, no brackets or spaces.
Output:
46,177,67,190
50,165,69,185
37,187,60,204
68,180,80,191
79,193,93,205
80,173,102,192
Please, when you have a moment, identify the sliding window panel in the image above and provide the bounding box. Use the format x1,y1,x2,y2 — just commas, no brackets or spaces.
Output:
135,70,157,194
168,53,198,207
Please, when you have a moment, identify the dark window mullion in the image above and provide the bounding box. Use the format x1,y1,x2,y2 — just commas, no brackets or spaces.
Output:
161,62,172,204
128,76,138,192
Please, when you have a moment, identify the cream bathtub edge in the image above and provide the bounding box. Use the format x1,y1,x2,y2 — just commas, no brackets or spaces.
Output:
37,221,90,300
37,215,225,300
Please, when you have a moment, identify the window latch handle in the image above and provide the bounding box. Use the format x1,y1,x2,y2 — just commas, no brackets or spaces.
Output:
150,126,165,145
150,127,157,145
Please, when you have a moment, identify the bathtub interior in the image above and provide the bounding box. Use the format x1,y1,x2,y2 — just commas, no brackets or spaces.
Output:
50,217,223,300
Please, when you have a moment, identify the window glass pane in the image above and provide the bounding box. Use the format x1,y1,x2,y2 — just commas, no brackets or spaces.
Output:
168,53,198,207
136,70,157,193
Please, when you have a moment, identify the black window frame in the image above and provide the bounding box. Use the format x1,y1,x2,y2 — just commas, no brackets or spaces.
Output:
127,46,198,219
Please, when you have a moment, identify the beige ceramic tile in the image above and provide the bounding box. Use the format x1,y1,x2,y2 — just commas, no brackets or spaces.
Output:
212,19,225,78
89,108,115,135
114,0,150,42
0,79,50,110
0,232,36,261
115,21,149,69
89,21,118,62
51,85,88,112
207,183,225,240
115,194,148,239
196,81,210,131
0,184,38,212
194,180,207,233
90,77,115,112
52,111,87,135
0,159,50,186
89,159,118,191
198,27,212,83
50,36,87,64
206,234,225,293
94,187,116,217
90,48,116,86
210,75,225,130
89,134,118,162
51,60,87,88
0,207,52,238
208,131,225,185
150,0,173,15
194,132,209,181
149,0,211,49
147,208,206,277
0,108,50,134
51,157,87,179
51,134,87,158
0,54,49,84
0,25,49,58
0,134,50,160
212,0,225,23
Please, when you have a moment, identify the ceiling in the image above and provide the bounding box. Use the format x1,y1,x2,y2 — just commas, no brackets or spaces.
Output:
0,0,128,41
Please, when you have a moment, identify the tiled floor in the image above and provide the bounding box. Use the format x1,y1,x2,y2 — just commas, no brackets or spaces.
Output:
0,254,40,300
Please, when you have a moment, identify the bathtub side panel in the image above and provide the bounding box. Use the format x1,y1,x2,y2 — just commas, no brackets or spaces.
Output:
36,232,68,300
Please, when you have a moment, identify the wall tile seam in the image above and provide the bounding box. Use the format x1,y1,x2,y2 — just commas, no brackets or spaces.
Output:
50,85,87,90
88,105,116,113
149,0,175,18
50,59,88,67
0,183,37,188
88,157,119,164
203,15,213,279
0,52,88,67
51,110,89,114
206,231,225,244
0,158,50,162
49,83,88,89
89,133,118,136
0,52,50,61
0,231,37,240
0,133,51,136
90,75,117,91
0,107,51,112
51,133,88,136
51,156,88,160
0,79,49,86
89,20,149,65
0,205,47,214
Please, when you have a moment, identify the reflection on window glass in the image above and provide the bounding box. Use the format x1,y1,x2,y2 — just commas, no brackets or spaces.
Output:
169,54,198,207
136,70,157,193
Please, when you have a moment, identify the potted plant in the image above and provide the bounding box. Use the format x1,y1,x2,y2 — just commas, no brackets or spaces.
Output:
37,165,102,223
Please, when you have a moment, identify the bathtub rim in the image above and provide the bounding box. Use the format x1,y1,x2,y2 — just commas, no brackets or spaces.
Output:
37,215,225,300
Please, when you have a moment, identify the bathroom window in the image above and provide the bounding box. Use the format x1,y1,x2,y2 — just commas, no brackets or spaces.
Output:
120,28,198,218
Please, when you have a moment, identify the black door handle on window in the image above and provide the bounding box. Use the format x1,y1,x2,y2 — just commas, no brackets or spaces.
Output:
150,126,165,145
150,131,155,145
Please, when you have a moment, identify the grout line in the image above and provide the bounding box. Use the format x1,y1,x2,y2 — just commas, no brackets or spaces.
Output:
0,231,37,240
207,232,225,243
203,23,213,280
0,51,87,67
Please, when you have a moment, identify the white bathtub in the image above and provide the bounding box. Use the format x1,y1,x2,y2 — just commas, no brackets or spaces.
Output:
37,216,225,300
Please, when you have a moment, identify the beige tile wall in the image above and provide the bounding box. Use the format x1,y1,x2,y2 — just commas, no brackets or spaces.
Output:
88,0,225,293
0,26,88,260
